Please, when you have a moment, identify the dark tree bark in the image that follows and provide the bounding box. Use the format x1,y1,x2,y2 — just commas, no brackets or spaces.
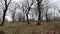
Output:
46,10,48,22
36,0,43,25
0,0,11,26
26,13,29,24
25,0,34,24
26,7,31,24
19,15,21,22
46,8,49,22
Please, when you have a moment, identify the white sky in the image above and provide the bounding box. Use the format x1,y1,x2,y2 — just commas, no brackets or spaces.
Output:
11,0,23,2
6,0,60,21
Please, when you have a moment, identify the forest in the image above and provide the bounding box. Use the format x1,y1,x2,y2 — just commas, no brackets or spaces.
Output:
0,0,60,34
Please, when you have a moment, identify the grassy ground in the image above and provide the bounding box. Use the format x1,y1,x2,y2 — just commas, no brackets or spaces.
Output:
0,21,60,34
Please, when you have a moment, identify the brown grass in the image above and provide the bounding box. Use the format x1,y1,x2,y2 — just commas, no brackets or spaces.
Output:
0,21,60,34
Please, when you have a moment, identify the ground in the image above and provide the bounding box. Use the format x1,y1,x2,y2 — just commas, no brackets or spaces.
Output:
0,21,60,34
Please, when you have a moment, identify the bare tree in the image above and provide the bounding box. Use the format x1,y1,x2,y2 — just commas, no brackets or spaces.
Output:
0,0,11,26
54,5,57,21
24,0,34,24
12,8,16,23
12,3,20,23
44,0,49,22
36,0,43,25
45,1,49,22
21,3,25,22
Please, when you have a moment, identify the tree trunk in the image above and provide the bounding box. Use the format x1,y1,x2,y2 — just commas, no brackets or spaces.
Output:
46,11,48,22
0,0,11,26
36,0,42,25
23,15,25,22
0,8,7,26
36,10,41,25
12,14,15,23
46,9,49,22
26,7,31,24
26,13,30,24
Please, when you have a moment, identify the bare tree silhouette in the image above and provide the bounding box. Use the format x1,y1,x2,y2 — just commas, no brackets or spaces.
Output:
24,0,34,24
36,0,43,25
0,0,11,26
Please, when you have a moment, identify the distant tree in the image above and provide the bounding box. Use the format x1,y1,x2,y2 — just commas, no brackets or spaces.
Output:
46,7,49,22
19,15,21,21
12,7,16,23
36,0,43,25
0,0,11,26
45,0,49,22
24,0,34,24
12,3,19,23
56,11,58,21
42,0,52,22
21,3,26,22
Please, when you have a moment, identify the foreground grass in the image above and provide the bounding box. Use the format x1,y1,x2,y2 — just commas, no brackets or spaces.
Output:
0,21,60,34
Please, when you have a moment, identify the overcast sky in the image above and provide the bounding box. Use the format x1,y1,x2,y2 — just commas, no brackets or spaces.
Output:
5,0,60,21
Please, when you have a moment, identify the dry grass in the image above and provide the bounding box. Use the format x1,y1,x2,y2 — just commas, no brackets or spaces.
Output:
0,21,60,34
